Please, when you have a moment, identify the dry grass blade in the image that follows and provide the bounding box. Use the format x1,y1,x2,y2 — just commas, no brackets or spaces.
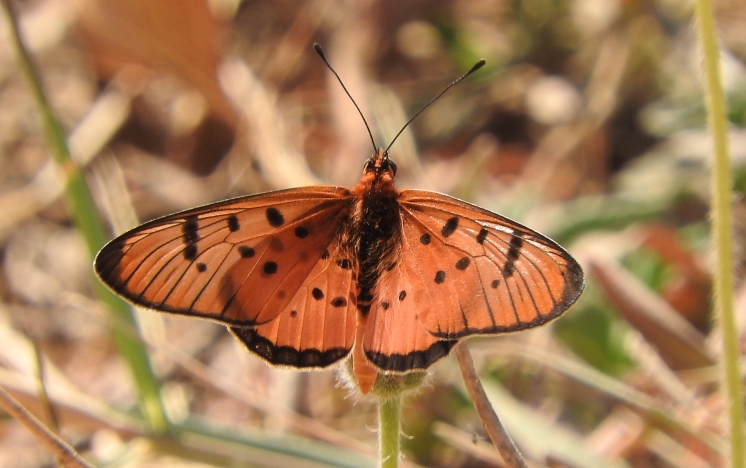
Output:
0,386,94,468
589,259,715,369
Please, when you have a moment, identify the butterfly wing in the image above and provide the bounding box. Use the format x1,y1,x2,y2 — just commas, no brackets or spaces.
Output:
231,237,358,368
96,186,358,368
364,189,584,371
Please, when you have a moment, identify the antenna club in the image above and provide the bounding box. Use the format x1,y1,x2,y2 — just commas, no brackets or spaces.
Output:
469,60,487,75
313,43,327,61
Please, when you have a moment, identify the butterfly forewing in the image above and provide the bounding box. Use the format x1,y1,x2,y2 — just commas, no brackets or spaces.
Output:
398,190,583,336
95,186,354,326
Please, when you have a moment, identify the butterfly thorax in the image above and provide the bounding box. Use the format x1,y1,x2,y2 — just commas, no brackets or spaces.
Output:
349,149,402,317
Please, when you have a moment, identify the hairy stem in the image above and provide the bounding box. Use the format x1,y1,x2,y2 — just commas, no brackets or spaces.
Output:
693,1,745,467
379,396,401,468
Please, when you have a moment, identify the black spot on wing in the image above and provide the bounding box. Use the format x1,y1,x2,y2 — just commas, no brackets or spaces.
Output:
182,216,199,242
420,233,431,245
295,226,309,238
381,301,390,310
183,244,198,261
508,235,523,254
263,261,278,275
227,215,240,232
503,235,523,277
455,257,470,270
312,288,324,300
266,207,284,227
196,263,207,272
476,228,488,244
331,297,347,307
238,245,255,258
503,263,515,277
441,217,458,237
398,290,407,301
491,279,500,288
182,215,200,260
434,270,446,284
336,259,353,270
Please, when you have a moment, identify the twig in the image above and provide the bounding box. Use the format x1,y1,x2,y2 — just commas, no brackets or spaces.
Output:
31,340,59,433
454,342,527,468
0,385,94,468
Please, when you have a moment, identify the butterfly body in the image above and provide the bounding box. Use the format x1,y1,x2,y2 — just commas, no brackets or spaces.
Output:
96,149,584,394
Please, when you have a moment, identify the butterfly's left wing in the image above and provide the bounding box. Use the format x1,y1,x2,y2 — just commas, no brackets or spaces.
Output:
363,190,584,372
230,237,358,368
96,186,359,368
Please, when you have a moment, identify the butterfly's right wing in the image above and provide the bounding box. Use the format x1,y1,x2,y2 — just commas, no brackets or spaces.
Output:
363,190,583,372
96,186,358,368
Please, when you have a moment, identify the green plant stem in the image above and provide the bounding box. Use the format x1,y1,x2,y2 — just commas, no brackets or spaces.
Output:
378,397,401,468
693,1,745,467
2,0,168,434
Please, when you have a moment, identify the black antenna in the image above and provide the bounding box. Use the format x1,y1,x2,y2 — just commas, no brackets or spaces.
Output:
385,59,486,154
314,44,378,153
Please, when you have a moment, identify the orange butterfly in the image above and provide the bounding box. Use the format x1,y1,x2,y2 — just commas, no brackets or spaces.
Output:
95,48,584,395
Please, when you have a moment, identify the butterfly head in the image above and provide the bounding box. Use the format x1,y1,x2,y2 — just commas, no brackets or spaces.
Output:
363,149,397,181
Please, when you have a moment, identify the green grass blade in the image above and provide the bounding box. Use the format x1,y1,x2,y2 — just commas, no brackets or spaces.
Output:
1,0,168,433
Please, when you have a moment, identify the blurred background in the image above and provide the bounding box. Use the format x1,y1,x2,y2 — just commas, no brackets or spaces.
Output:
1,0,745,466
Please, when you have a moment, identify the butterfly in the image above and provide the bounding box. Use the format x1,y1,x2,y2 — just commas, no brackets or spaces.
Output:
95,48,584,395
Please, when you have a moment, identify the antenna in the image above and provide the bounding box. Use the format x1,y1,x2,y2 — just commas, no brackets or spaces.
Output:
385,59,486,153
313,44,378,153
314,43,486,156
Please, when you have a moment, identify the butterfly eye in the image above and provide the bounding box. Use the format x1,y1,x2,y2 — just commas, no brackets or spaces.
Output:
387,160,397,177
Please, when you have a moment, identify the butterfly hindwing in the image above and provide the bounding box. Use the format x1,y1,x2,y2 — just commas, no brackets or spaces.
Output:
231,240,358,368
363,190,584,370
95,186,354,326
363,258,456,371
